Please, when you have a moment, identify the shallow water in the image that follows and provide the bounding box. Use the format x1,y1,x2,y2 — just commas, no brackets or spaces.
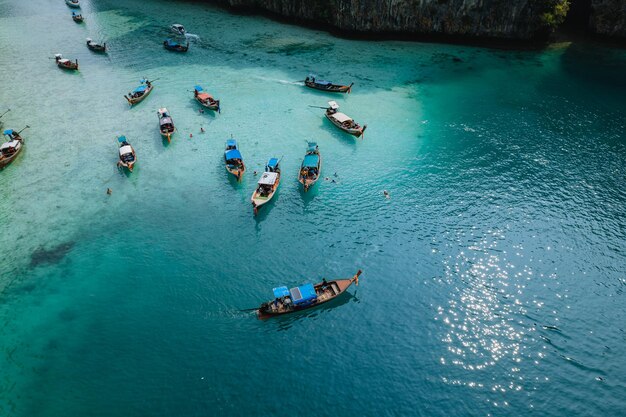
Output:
1,0,626,416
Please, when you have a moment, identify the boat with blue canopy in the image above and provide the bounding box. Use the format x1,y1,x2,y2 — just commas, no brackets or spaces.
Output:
224,139,245,180
72,11,84,23
305,74,353,94
299,142,321,192
0,126,27,170
193,85,220,112
116,136,136,172
124,79,154,106
163,38,189,52
251,157,281,215
257,270,362,319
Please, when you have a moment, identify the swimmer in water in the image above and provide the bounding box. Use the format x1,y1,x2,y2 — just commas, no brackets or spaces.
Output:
383,190,390,198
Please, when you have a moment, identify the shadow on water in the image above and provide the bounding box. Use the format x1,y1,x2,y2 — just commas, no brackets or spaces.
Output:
319,119,359,147
30,241,75,268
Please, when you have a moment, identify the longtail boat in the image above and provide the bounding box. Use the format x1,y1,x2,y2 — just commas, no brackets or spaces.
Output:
72,11,84,23
157,108,175,142
0,127,27,170
224,139,245,180
298,142,321,192
257,270,362,319
193,85,220,112
325,101,366,138
163,39,189,52
124,79,153,106
65,0,80,8
86,38,106,52
251,158,280,215
54,54,78,71
116,136,136,172
305,74,353,93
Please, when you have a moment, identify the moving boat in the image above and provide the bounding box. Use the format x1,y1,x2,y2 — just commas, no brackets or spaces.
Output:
72,11,83,23
257,270,362,319
65,0,80,8
0,127,26,170
54,54,78,71
298,142,321,192
171,24,185,36
193,85,220,112
116,136,136,172
124,79,153,106
157,108,175,142
86,38,106,52
305,74,353,93
325,101,366,137
251,158,281,215
224,139,245,180
163,39,189,52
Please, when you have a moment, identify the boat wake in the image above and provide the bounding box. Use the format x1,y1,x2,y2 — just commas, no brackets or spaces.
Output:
184,33,200,41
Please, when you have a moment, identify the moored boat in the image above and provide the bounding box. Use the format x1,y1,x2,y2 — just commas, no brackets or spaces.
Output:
54,54,78,71
325,101,366,138
305,74,353,93
163,39,189,52
86,38,106,52
124,79,153,106
251,158,281,215
0,127,27,170
65,0,80,8
116,136,136,172
72,11,84,23
193,85,220,112
157,108,175,142
298,142,321,192
224,139,245,180
171,24,185,35
257,270,362,319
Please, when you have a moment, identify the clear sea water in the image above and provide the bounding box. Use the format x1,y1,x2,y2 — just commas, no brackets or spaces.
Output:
1,0,626,415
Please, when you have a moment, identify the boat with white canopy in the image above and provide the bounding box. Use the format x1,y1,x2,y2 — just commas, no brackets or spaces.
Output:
251,158,281,215
116,136,136,172
157,108,175,142
325,101,366,137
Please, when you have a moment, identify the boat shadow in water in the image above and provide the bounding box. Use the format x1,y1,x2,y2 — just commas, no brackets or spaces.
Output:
30,241,75,268
320,119,359,146
265,291,360,332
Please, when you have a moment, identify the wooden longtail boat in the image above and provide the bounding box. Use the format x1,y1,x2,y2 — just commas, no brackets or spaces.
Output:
66,0,80,8
305,74,353,93
224,139,245,181
72,12,84,23
194,85,220,112
86,38,106,52
157,108,175,142
0,127,27,170
54,54,78,71
251,158,280,215
257,270,362,319
325,101,366,138
124,79,153,106
116,136,136,172
298,142,321,192
163,39,188,52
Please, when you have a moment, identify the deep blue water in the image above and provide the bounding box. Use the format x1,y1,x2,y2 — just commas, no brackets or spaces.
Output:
1,0,626,416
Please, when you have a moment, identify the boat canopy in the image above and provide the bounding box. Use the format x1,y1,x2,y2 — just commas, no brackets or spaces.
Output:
160,117,173,125
0,141,18,150
133,85,147,93
3,129,13,135
258,172,278,185
119,145,133,155
290,283,317,306
332,112,352,123
267,158,279,168
226,139,237,148
225,149,242,161
328,101,339,110
194,85,204,92
307,142,317,153
302,154,319,168
315,80,332,86
273,286,290,299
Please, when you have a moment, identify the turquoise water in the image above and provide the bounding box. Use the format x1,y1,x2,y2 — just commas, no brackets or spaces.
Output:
1,0,626,415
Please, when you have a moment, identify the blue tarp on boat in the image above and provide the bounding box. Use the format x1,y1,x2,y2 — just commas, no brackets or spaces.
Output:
225,149,242,160
290,283,317,306
3,129,13,135
302,154,319,168
117,136,127,142
267,158,279,168
273,286,290,299
133,85,147,93
194,85,204,92
226,139,237,148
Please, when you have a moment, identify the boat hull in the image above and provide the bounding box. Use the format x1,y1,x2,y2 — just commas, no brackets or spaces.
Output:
0,145,22,169
305,81,352,93
251,176,280,213
226,165,245,180
299,154,322,192
325,113,365,137
196,97,219,111
125,85,153,106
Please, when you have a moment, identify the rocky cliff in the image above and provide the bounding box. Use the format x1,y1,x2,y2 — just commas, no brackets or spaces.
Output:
211,0,572,40
590,0,626,38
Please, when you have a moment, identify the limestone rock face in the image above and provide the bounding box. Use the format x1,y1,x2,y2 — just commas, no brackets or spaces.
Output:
590,0,626,38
